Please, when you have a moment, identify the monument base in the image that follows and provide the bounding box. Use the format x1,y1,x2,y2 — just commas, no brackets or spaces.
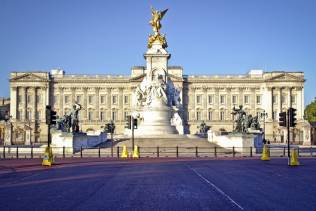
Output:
50,129,107,153
208,129,263,154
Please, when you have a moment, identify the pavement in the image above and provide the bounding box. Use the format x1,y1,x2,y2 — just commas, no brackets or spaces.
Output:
0,157,316,211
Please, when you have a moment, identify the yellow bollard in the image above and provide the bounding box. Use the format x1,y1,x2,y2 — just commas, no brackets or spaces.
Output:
42,146,53,166
121,145,128,159
289,148,300,166
132,145,139,159
261,144,270,161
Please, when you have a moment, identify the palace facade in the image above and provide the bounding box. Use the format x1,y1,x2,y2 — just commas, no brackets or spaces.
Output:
9,67,310,144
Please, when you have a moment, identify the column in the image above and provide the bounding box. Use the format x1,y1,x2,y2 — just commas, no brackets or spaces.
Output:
107,88,112,121
189,87,195,120
22,87,27,121
215,88,219,120
32,87,37,121
83,88,88,120
265,87,272,121
296,87,303,120
71,88,76,105
119,88,123,121
238,87,243,106
59,87,64,116
287,87,292,108
279,88,282,112
95,87,100,120
10,87,18,120
226,88,231,120
251,88,256,115
203,87,207,120
41,87,47,122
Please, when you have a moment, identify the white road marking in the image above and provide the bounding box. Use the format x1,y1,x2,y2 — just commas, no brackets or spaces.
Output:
187,165,244,210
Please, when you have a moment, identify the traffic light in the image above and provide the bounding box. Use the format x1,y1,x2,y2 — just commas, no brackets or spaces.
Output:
45,105,57,125
133,118,138,129
50,110,57,125
46,105,51,125
125,115,131,129
279,112,287,127
288,107,297,127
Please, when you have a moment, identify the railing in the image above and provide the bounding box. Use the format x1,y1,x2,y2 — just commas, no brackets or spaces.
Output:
0,145,316,159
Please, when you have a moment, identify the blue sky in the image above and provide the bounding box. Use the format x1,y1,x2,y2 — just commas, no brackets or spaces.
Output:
0,0,315,105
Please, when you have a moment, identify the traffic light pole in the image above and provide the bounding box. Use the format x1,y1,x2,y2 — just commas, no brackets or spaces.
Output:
47,123,51,147
287,110,290,158
131,116,134,151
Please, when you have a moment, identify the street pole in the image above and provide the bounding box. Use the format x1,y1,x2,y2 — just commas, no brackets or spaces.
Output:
48,124,51,147
287,109,290,158
131,116,134,151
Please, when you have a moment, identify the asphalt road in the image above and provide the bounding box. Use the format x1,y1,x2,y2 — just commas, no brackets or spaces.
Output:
0,158,316,211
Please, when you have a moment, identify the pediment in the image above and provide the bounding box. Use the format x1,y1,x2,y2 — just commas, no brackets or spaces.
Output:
10,73,48,82
265,73,304,82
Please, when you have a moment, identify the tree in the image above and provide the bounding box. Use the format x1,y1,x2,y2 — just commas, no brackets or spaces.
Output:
305,98,316,122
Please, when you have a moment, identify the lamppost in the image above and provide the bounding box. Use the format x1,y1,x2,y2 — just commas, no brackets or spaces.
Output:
260,110,268,143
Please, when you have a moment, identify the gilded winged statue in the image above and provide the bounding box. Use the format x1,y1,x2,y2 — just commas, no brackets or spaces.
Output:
149,6,168,33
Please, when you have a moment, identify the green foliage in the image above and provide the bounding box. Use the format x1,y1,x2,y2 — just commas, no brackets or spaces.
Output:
305,99,316,122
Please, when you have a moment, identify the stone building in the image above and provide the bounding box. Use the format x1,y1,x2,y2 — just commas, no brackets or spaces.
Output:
9,68,309,144
8,8,311,145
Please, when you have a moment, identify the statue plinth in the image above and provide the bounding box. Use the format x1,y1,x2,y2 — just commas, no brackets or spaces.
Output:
134,97,177,137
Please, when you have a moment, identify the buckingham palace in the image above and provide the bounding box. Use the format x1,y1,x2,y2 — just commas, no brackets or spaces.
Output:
7,7,310,145
8,68,309,144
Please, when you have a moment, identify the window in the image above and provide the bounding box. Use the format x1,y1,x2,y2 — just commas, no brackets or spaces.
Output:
100,95,106,104
100,111,106,121
220,111,225,121
272,95,277,104
88,96,94,104
208,95,213,104
256,95,261,104
220,95,225,104
244,95,249,104
88,111,93,121
196,95,202,104
76,95,82,104
112,95,117,104
232,95,237,105
291,95,296,104
64,96,69,104
272,111,277,120
112,111,117,120
208,111,212,120
124,95,129,104
196,111,201,120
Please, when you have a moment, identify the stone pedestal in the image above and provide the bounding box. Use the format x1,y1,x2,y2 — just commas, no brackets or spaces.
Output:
208,129,263,154
134,98,177,137
50,129,107,153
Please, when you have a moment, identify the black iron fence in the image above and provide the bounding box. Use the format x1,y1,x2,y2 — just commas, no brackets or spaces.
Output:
0,145,316,159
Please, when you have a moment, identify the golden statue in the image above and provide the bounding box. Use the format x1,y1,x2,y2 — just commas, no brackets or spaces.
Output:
148,6,168,49
149,6,168,34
